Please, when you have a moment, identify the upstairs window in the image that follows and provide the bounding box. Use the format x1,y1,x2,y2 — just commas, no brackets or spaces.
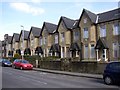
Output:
83,27,88,38
113,23,120,35
44,37,47,45
113,42,119,58
84,18,87,23
55,35,58,44
74,31,79,41
40,37,42,45
61,32,65,42
100,25,106,37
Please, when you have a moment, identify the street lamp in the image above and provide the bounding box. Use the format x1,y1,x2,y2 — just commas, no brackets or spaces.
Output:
21,25,24,60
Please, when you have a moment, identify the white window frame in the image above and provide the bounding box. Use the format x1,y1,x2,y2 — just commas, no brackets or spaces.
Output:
113,42,119,58
100,25,106,37
74,31,79,41
61,32,65,42
83,27,88,38
113,23,120,35
40,37,42,45
55,35,58,44
44,37,47,45
84,18,87,23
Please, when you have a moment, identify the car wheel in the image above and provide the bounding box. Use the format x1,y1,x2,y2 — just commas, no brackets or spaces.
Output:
20,67,23,70
104,76,113,85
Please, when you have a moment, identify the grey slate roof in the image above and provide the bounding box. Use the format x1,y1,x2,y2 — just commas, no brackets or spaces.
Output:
2,40,5,46
19,30,29,40
79,8,120,24
69,43,81,51
59,16,79,30
12,33,19,42
98,8,120,23
8,36,12,44
84,9,97,23
49,44,60,52
29,26,42,38
42,22,57,34
95,38,109,49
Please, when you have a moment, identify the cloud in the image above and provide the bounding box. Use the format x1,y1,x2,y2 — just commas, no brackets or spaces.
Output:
10,2,45,16
31,0,42,3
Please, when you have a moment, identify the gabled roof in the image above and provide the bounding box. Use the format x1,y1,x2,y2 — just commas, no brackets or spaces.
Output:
95,38,109,49
42,22,57,34
57,16,79,31
79,9,97,24
28,26,42,38
69,43,81,51
97,8,120,23
12,33,19,42
79,8,120,24
35,46,43,54
49,44,60,53
2,40,5,46
8,36,12,44
19,30,29,40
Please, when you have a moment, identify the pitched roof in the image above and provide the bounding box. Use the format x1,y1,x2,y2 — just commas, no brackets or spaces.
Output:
79,9,97,24
95,38,109,49
79,8,120,24
8,36,12,44
69,43,81,51
49,44,60,52
35,46,43,54
29,26,42,38
59,16,79,30
12,33,19,42
2,40,5,46
97,8,120,23
19,30,29,40
42,22,57,34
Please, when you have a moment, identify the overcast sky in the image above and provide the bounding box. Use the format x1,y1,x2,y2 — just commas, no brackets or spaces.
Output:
0,0,119,41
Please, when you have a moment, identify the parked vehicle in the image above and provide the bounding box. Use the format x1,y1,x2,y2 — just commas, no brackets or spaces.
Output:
103,61,120,85
1,59,12,67
12,59,33,70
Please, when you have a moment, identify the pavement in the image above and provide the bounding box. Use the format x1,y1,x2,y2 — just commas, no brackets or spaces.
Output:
33,68,103,79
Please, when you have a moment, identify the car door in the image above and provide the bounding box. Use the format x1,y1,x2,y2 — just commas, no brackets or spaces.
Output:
14,60,20,68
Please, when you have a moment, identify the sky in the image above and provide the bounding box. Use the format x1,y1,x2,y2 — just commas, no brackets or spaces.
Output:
0,0,119,41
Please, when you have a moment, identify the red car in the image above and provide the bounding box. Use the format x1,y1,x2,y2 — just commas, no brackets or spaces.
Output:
13,59,33,70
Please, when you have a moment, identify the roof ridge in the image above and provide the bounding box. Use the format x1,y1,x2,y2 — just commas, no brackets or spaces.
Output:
97,8,120,15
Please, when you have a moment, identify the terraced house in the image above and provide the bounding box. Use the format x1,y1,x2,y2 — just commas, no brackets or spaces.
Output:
11,33,20,56
28,26,42,55
1,8,120,61
6,36,12,57
19,30,29,55
79,8,120,61
58,16,81,58
41,22,58,57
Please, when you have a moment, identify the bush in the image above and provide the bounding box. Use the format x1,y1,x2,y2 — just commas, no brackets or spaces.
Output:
43,56,60,61
14,53,21,59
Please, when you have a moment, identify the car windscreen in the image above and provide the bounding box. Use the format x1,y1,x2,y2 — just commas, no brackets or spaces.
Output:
108,62,120,70
2,59,11,63
113,63,120,70
21,60,29,64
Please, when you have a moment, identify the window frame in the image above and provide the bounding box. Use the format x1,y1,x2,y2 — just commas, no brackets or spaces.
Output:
100,25,106,37
83,27,89,39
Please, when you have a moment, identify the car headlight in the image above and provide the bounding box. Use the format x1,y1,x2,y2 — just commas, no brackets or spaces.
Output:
4,63,8,65
24,65,27,67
